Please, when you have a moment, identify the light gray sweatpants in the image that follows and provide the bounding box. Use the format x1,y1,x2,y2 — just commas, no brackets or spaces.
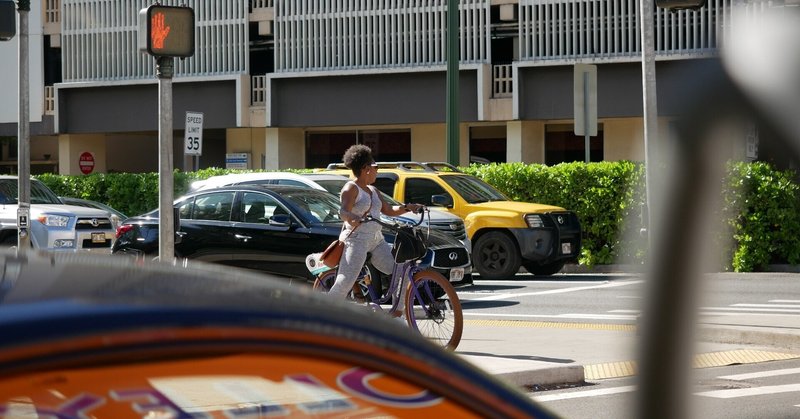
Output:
328,227,408,311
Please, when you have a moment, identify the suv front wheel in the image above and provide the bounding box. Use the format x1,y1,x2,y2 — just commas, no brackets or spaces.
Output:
473,231,521,280
523,261,565,276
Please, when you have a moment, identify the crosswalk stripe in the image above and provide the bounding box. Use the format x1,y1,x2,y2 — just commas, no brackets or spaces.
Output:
700,307,800,313
695,384,800,399
532,385,637,402
718,367,800,381
732,303,800,308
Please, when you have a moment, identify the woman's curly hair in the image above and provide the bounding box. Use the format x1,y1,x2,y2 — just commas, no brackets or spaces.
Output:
342,144,374,177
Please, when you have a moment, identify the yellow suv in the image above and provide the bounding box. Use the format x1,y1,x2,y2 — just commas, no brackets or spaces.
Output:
323,162,581,279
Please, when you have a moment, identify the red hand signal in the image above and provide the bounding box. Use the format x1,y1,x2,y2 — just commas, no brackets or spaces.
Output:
150,12,171,50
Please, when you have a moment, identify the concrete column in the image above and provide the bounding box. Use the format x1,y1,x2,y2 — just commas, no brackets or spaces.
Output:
265,127,304,169
57,134,106,175
506,120,544,164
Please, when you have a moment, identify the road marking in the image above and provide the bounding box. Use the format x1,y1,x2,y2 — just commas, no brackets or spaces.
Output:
472,280,611,285
718,367,800,381
533,385,637,402
695,384,800,399
700,306,800,313
468,280,644,301
771,300,800,303
700,312,799,318
463,319,635,331
608,309,640,313
462,312,637,321
733,303,800,309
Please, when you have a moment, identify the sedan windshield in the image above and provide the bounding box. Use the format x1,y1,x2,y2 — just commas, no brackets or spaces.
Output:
281,189,343,224
440,175,507,204
0,179,64,205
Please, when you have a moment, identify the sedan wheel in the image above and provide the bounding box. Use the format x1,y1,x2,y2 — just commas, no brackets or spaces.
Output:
473,232,521,280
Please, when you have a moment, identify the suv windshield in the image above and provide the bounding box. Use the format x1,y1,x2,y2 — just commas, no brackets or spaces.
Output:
440,175,508,204
0,179,64,205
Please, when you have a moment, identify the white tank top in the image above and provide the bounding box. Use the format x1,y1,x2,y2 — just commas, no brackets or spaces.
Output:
342,181,381,237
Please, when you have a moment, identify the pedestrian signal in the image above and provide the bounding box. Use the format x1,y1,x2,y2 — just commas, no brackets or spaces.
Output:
138,5,194,57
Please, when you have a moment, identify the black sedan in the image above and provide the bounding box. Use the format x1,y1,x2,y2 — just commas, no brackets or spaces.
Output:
112,185,471,285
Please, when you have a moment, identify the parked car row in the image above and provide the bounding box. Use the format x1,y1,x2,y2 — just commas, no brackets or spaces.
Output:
2,163,581,282
112,184,473,287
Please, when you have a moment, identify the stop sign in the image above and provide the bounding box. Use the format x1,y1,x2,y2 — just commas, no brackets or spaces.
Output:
79,152,95,175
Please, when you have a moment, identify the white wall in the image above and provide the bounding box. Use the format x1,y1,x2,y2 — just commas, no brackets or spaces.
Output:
0,2,44,124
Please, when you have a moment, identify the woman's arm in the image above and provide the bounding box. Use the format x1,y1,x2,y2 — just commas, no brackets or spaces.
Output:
378,189,423,216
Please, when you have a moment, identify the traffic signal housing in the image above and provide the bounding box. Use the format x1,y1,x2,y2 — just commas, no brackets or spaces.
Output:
0,0,15,42
138,5,194,58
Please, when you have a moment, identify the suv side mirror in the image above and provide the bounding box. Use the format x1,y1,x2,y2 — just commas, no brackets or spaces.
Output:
431,194,453,208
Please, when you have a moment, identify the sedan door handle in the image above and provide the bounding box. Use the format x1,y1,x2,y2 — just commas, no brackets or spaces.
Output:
235,234,252,241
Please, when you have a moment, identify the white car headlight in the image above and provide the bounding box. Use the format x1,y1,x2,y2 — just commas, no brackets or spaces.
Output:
38,214,71,227
524,214,545,228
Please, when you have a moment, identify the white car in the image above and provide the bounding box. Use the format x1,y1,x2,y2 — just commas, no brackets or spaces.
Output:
191,172,471,251
0,177,116,252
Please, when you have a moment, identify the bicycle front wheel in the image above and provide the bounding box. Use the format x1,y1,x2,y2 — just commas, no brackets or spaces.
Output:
404,270,463,350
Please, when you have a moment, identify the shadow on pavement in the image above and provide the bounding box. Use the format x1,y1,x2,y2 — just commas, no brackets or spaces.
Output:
460,300,520,309
461,284,526,292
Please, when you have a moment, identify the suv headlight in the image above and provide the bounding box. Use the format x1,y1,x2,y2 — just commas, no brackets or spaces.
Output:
524,214,545,228
37,214,71,227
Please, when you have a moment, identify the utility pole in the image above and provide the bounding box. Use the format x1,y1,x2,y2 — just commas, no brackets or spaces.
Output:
446,0,459,166
640,0,658,248
16,0,30,249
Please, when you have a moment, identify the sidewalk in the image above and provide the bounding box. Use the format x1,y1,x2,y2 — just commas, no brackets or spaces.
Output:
456,314,800,388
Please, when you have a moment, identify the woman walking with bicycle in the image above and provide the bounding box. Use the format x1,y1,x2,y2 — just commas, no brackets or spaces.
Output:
328,145,422,318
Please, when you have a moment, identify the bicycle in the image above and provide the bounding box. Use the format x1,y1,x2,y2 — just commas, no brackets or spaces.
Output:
312,208,464,350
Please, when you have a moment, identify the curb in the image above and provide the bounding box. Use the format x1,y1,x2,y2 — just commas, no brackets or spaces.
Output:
461,354,585,387
698,325,800,351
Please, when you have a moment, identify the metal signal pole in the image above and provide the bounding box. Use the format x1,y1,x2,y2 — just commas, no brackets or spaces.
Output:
16,0,30,249
157,56,175,263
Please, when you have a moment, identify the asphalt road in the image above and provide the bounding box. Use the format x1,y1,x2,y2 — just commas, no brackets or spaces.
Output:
456,272,800,419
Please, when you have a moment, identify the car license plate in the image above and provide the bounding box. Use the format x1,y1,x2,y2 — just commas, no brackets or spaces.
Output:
449,267,464,282
91,232,106,243
561,242,572,254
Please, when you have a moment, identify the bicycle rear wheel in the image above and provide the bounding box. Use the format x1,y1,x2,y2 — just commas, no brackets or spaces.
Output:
312,266,375,304
404,269,463,350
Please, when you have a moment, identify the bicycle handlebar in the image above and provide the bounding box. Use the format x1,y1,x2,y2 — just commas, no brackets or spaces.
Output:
360,205,428,231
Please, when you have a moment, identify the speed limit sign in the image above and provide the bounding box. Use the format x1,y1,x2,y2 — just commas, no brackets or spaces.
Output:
184,111,204,156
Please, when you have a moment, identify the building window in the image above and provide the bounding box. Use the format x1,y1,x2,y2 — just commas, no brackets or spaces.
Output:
305,130,411,168
545,124,604,165
469,126,507,164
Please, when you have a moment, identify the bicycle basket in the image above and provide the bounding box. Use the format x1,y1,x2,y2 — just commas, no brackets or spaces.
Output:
392,226,428,263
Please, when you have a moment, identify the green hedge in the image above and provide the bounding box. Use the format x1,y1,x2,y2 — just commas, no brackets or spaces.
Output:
35,161,800,271
463,162,646,267
719,161,800,271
